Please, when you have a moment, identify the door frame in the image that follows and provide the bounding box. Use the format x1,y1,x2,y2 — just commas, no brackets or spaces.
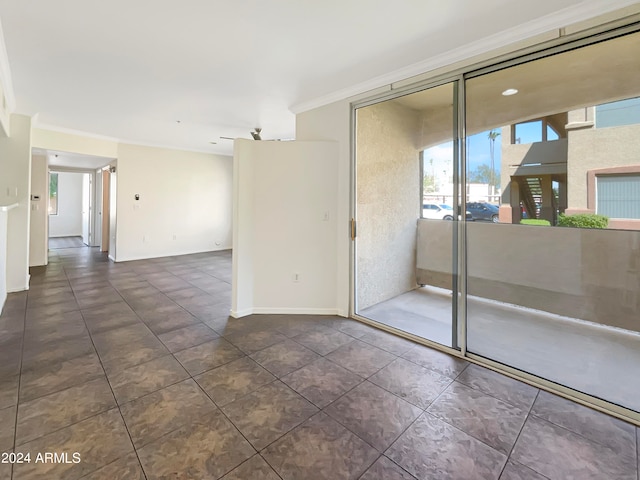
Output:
101,167,110,252
350,76,466,352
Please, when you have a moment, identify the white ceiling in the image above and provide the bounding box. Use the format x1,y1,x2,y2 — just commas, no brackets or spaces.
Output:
0,0,636,155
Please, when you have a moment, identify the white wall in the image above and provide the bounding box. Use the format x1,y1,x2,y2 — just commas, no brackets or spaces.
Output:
49,171,83,237
32,128,118,158
115,143,233,261
29,154,48,265
0,114,32,292
0,206,17,312
296,100,351,316
232,139,339,317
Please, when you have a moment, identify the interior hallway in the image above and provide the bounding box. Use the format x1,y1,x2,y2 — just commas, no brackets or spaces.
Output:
361,286,640,413
0,248,637,479
48,236,85,249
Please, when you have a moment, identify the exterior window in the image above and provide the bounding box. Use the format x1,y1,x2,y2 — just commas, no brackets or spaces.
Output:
597,174,640,219
595,97,640,128
514,120,542,144
513,120,560,144
49,172,58,215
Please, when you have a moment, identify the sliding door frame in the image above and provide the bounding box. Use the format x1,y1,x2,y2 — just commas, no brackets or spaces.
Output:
349,18,640,425
350,75,465,354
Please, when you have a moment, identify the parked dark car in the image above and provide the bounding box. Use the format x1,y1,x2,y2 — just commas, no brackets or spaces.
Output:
466,202,500,222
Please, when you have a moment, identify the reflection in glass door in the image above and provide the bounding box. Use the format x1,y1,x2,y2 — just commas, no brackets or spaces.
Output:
354,81,461,348
465,31,640,413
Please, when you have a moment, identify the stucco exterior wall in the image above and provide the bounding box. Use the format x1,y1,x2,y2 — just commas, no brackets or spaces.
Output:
418,220,640,331
567,123,640,211
356,101,420,309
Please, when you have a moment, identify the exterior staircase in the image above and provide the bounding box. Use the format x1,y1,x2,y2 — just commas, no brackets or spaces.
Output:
518,177,542,219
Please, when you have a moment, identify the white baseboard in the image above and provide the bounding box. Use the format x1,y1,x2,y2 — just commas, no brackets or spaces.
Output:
8,275,30,293
115,247,232,263
233,307,341,317
230,308,253,319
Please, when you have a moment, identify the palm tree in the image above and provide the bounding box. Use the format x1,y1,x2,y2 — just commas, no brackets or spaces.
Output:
487,130,500,193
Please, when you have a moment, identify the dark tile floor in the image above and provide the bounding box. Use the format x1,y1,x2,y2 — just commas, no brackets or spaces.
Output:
0,247,638,479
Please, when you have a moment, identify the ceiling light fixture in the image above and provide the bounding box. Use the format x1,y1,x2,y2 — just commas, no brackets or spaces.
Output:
502,88,518,96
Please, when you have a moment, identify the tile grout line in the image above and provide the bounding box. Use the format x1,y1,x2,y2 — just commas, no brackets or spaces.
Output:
68,261,150,480
9,291,28,480
190,373,270,477
496,389,551,480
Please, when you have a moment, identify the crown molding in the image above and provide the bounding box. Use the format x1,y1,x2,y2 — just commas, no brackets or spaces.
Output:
290,0,640,114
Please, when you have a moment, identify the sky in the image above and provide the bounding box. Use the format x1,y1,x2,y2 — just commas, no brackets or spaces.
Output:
422,129,503,183
422,123,548,183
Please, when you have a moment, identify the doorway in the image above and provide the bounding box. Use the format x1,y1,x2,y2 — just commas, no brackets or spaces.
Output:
48,171,92,249
27,149,116,259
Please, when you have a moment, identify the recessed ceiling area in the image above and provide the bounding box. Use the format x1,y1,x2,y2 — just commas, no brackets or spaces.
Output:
0,1,637,155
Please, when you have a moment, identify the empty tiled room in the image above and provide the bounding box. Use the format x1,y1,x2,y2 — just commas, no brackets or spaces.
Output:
1,2,640,480
1,247,638,479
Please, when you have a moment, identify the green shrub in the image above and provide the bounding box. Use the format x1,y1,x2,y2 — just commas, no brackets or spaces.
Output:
520,219,551,226
557,213,608,229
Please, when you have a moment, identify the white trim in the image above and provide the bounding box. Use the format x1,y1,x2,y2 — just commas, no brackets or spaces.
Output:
114,247,232,263
230,308,253,319
0,203,18,212
290,0,640,114
0,18,15,112
7,281,29,293
249,307,341,315
231,307,342,318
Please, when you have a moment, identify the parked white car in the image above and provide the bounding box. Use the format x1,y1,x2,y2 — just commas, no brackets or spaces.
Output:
423,203,473,221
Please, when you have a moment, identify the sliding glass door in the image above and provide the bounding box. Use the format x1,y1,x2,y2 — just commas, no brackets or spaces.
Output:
464,30,640,413
353,81,461,348
352,26,640,416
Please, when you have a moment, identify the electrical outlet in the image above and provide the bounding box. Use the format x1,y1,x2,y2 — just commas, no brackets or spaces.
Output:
173,235,177,240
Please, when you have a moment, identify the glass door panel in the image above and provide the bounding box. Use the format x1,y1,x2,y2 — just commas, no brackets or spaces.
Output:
465,31,640,412
354,81,460,348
